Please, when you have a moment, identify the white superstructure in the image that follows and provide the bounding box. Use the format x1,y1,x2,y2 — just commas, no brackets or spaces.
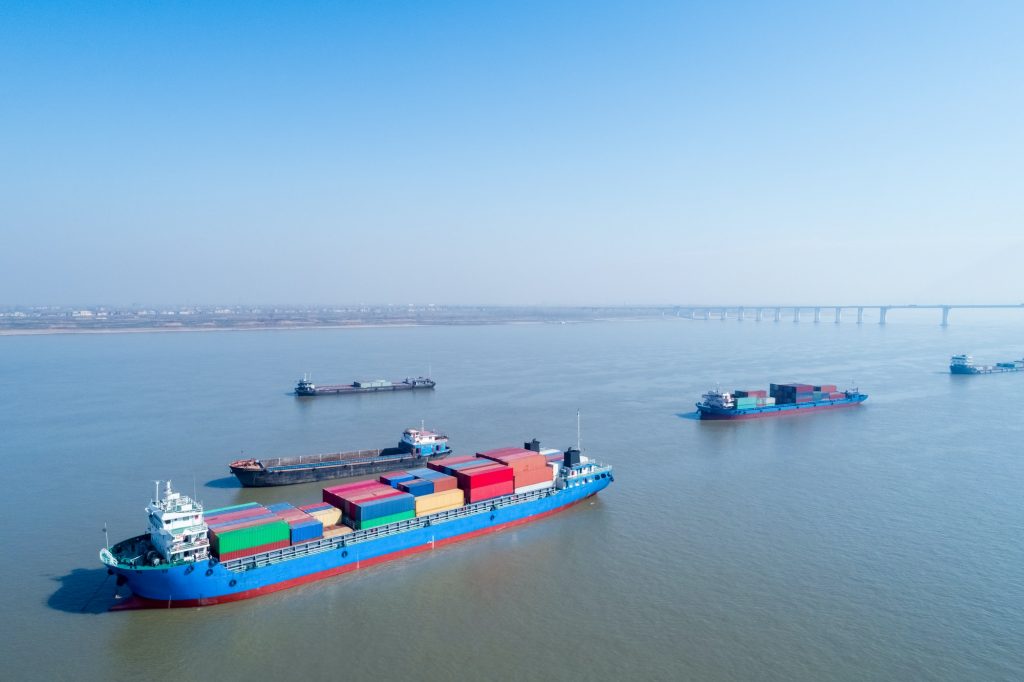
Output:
145,481,210,565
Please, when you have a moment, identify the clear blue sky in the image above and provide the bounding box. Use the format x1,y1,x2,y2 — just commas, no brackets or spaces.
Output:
2,1,1022,305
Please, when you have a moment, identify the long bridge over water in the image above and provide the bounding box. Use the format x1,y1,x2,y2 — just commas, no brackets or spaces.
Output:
671,304,1024,326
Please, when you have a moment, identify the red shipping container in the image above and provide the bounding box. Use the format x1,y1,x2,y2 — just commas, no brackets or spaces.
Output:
747,390,767,398
323,480,381,496
217,539,290,562
795,396,813,403
205,506,269,526
477,447,533,460
829,392,845,399
466,480,514,503
427,455,478,473
456,463,513,488
815,384,837,392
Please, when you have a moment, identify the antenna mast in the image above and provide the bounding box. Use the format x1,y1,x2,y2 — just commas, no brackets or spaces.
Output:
576,409,581,451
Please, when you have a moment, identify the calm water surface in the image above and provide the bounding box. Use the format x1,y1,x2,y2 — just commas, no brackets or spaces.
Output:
2,318,1023,681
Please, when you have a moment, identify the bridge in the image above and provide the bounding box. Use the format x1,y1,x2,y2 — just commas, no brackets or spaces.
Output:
671,304,1024,326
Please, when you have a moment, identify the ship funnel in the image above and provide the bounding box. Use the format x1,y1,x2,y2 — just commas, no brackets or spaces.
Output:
524,439,541,452
564,447,581,467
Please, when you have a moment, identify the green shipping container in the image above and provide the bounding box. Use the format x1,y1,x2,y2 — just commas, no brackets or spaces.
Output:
211,520,290,555
353,510,415,530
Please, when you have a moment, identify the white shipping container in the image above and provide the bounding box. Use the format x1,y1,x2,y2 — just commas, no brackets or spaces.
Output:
514,480,555,495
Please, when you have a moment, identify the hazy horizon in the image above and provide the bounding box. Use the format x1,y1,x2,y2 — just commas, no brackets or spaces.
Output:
3,2,1022,306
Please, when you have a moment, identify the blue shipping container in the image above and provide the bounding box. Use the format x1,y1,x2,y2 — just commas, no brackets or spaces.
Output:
351,493,415,521
398,479,434,496
380,472,416,488
289,519,324,543
267,502,296,513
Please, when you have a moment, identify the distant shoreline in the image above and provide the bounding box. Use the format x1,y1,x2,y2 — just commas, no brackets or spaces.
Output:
0,317,662,337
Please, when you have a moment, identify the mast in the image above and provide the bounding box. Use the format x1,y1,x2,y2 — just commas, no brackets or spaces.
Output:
576,409,581,452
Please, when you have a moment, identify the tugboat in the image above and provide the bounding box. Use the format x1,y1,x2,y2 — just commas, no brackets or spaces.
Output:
229,428,453,487
295,374,435,396
950,354,1024,375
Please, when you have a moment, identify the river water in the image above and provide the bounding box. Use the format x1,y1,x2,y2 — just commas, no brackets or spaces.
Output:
2,316,1023,681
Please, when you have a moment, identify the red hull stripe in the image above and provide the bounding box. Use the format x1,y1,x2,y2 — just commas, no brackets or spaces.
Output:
112,493,594,610
701,402,862,420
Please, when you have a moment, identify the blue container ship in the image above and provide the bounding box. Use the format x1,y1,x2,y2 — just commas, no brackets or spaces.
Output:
697,382,867,420
100,447,613,608
950,354,1024,375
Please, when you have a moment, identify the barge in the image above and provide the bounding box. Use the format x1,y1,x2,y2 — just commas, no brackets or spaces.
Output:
229,428,452,487
295,375,435,396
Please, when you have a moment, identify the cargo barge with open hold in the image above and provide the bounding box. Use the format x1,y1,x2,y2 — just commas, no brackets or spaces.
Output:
295,375,435,396
229,428,452,487
696,383,867,420
101,441,612,608
949,354,1024,375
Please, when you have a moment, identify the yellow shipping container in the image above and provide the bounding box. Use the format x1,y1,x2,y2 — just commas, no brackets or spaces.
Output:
323,524,353,538
310,507,342,527
415,489,465,516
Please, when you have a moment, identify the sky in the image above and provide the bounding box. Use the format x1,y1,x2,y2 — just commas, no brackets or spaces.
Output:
1,1,1022,306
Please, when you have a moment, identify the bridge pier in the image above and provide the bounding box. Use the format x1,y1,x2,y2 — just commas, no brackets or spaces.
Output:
813,307,821,323
941,306,950,326
834,306,842,323
737,307,745,321
756,308,764,322
774,307,781,322
793,307,801,323
879,307,889,325
857,307,864,324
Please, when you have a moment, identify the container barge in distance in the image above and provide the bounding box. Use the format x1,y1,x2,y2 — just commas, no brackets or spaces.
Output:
696,383,867,420
295,375,435,396
229,428,454,487
950,354,1024,375
100,443,613,608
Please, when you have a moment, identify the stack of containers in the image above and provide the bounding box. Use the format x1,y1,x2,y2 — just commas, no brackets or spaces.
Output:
771,383,815,404
382,466,464,517
298,502,342,528
267,502,324,544
206,506,290,560
323,481,415,530
405,467,459,492
478,447,554,493
733,392,758,410
454,461,514,503
323,480,382,510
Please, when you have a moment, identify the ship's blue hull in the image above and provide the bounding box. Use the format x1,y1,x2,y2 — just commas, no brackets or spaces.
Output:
950,365,1022,375
697,394,868,420
108,475,611,608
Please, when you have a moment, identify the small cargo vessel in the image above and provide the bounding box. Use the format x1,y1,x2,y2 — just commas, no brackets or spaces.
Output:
229,428,453,487
101,442,612,608
295,375,435,396
696,383,867,420
950,354,1024,375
